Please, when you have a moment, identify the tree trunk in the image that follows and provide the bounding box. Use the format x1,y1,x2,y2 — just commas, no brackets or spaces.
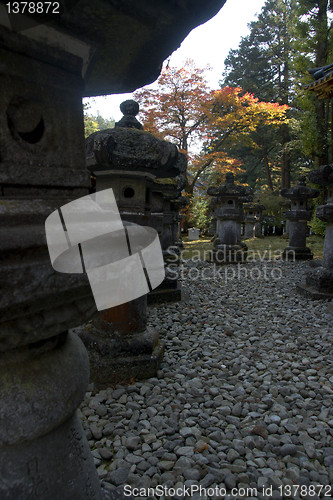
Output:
314,0,329,166
331,99,333,162
262,149,274,192
280,124,291,189
280,4,291,189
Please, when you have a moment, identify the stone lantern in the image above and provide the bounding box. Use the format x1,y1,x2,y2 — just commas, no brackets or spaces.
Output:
0,1,228,497
148,173,188,303
243,199,264,239
253,198,265,237
207,172,249,263
243,205,255,239
207,196,218,237
81,101,186,384
298,165,333,298
0,20,102,500
280,176,319,260
174,192,190,249
279,199,291,236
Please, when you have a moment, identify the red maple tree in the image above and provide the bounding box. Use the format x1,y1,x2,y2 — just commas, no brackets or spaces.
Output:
134,60,289,195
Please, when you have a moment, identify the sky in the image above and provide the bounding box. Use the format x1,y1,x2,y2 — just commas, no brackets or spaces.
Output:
84,0,267,121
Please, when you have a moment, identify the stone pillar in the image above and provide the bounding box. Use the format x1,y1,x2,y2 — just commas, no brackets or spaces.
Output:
298,165,333,298
0,23,102,500
207,173,250,263
281,176,319,260
82,100,186,384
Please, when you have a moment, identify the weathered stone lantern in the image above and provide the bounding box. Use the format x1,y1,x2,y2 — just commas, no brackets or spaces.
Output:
0,1,227,497
243,202,259,239
149,173,188,303
298,165,333,298
207,196,218,237
253,198,265,237
279,199,291,236
0,21,102,500
81,101,186,384
173,191,189,249
207,172,249,263
280,176,319,260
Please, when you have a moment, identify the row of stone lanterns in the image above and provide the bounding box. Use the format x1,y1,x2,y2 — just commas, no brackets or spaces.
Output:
206,168,332,299
206,172,329,270
77,101,188,386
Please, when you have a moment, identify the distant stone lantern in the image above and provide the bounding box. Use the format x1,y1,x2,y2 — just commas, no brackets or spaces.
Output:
207,172,249,263
82,100,187,385
243,203,256,239
280,176,319,260
298,165,333,298
243,198,265,239
149,173,188,303
254,198,265,237
207,196,218,237
280,199,291,236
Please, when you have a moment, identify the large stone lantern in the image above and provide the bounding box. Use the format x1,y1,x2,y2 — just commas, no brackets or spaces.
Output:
207,172,249,263
280,176,319,260
0,21,102,500
81,101,186,385
298,165,333,298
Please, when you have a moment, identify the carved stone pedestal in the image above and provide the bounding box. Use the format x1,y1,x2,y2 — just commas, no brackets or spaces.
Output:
77,296,164,386
282,220,314,260
0,333,101,500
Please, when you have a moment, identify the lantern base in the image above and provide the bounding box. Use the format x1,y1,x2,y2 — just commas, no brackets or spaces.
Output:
297,284,333,300
282,247,313,260
76,326,164,387
148,280,182,304
297,266,333,300
0,333,102,500
210,244,248,264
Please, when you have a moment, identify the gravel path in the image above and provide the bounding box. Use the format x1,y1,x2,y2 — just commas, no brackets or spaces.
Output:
79,259,333,500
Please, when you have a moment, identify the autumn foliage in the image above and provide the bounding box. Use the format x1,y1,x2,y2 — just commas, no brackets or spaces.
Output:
134,60,289,195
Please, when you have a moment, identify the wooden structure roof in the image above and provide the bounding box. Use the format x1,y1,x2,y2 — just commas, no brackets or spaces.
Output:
306,64,333,99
